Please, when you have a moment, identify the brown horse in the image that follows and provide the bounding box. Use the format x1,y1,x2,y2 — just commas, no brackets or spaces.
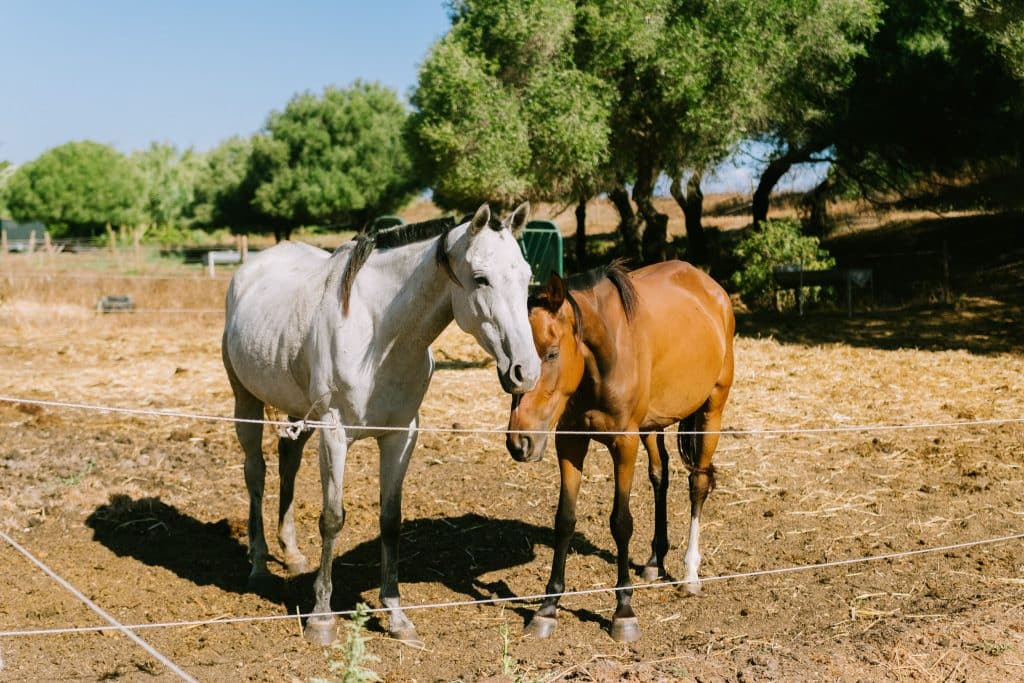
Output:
506,259,734,641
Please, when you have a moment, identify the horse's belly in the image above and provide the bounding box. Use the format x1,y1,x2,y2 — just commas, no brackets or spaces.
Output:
642,319,728,424
226,331,311,416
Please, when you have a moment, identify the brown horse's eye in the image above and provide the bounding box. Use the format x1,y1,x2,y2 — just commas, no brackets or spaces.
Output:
544,347,560,362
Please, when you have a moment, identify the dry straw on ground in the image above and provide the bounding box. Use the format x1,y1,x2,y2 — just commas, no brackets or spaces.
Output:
1,248,1023,681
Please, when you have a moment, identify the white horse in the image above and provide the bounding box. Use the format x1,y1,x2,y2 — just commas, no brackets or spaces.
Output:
222,203,539,645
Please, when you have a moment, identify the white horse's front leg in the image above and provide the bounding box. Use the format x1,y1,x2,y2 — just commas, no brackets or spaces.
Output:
377,417,420,644
304,410,348,645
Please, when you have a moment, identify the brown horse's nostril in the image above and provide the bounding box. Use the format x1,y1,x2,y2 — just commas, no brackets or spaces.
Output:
519,434,532,458
506,433,532,461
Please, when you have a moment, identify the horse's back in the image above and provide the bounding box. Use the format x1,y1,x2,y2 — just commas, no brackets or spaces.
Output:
630,260,734,422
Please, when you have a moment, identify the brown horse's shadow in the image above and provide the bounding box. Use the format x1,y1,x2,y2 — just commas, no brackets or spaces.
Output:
85,494,614,632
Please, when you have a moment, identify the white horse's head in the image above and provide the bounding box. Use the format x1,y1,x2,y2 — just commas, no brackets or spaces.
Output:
447,202,540,395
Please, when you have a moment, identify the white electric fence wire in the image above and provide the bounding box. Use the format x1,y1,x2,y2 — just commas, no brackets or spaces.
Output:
2,395,1023,438
0,396,334,437
3,270,230,282
0,531,197,682
0,531,1020,638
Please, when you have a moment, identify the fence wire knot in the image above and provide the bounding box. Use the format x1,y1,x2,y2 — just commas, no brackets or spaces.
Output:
278,421,310,440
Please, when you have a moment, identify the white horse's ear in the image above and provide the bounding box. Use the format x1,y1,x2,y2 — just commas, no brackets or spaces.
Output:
470,203,490,237
505,202,530,238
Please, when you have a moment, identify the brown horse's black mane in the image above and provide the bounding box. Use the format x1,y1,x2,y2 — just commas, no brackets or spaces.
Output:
340,216,458,315
563,258,639,322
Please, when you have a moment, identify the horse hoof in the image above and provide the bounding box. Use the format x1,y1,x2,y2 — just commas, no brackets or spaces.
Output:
640,565,661,583
610,616,641,642
390,626,424,647
524,615,557,639
683,580,702,596
303,619,338,646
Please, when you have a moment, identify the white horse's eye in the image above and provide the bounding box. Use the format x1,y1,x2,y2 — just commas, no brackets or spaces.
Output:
473,275,490,287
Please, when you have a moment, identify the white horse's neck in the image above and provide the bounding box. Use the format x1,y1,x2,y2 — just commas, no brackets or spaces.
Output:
353,224,465,355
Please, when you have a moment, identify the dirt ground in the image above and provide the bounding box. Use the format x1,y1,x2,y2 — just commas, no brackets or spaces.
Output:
1,255,1023,682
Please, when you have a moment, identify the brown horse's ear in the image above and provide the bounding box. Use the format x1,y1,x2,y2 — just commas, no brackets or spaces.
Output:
541,271,565,313
470,203,490,237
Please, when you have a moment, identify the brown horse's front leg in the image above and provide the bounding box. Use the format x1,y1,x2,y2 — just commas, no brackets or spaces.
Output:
525,435,588,639
609,433,640,642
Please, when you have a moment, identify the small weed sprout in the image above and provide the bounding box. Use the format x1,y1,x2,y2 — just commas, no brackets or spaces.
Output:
312,603,381,683
499,621,515,677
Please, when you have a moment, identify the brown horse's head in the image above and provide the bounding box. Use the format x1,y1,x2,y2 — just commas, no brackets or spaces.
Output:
506,272,585,462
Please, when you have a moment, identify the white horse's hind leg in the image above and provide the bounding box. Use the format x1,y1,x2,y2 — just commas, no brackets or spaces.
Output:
230,383,273,592
377,422,420,644
305,410,348,645
277,427,312,575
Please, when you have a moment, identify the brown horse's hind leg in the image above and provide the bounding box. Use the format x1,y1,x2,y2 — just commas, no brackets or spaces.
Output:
277,426,312,575
641,432,669,582
678,379,731,595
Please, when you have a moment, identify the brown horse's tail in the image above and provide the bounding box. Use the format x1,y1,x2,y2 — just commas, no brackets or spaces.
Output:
677,414,716,491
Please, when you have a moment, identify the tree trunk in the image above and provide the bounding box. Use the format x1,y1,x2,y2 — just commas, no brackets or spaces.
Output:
574,197,587,272
804,176,833,238
752,155,796,229
632,160,669,264
608,185,640,262
671,172,709,264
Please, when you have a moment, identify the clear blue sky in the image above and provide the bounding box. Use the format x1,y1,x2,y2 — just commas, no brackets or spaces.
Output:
0,1,824,193
0,1,451,165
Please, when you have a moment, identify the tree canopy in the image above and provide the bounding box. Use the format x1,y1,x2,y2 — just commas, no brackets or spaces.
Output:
408,0,613,212
4,141,141,237
190,135,266,233
132,142,199,230
408,0,884,262
251,81,419,231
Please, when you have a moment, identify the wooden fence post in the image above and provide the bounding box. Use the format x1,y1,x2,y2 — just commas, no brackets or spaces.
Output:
240,234,248,263
106,223,117,255
1,227,7,263
43,231,54,265
28,229,36,255
208,254,216,278
106,223,122,268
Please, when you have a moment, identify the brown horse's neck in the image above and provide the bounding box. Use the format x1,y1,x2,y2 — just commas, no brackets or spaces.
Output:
564,280,631,419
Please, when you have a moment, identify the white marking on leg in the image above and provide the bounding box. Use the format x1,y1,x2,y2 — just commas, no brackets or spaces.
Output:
683,514,702,594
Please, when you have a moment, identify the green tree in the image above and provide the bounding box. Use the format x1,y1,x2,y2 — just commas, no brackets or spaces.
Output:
834,0,1024,196
408,0,613,267
252,81,419,239
132,142,199,231
190,135,265,233
411,1,875,265
0,160,13,218
750,0,880,228
960,0,1024,79
4,141,141,237
409,3,612,219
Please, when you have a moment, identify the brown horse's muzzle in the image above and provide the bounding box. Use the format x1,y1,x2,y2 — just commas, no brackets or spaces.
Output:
506,430,546,462
506,395,546,462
